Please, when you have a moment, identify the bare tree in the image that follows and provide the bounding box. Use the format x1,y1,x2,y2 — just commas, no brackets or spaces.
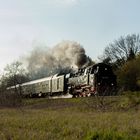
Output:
3,61,29,94
0,61,29,107
100,34,140,66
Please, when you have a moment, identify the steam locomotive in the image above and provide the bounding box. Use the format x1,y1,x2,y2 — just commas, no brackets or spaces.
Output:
7,63,117,97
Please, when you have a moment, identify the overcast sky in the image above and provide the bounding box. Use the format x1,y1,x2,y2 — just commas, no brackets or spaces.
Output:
0,0,140,71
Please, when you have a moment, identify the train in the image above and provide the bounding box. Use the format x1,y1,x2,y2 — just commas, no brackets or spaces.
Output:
7,63,117,98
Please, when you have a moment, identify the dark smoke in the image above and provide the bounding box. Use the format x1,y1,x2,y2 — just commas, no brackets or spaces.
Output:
25,41,92,79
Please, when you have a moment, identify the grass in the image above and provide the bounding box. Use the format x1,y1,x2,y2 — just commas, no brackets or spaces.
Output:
0,94,140,140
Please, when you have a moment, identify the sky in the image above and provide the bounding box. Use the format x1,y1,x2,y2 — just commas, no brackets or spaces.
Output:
0,0,140,71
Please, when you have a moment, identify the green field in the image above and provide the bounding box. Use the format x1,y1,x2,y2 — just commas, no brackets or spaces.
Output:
0,95,140,140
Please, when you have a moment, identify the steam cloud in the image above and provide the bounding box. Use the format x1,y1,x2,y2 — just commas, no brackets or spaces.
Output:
26,41,92,79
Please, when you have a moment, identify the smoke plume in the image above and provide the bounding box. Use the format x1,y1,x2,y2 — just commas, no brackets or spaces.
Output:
25,41,92,79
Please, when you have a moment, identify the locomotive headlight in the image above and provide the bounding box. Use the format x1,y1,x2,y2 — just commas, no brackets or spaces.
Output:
111,83,114,86
98,83,100,85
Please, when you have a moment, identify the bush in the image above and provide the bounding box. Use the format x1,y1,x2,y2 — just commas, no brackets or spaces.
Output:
117,55,140,91
0,90,22,107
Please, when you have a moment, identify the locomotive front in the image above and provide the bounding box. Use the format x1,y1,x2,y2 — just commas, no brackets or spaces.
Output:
93,63,117,95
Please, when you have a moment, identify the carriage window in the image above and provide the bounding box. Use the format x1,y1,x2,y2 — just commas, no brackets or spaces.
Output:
57,79,60,89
